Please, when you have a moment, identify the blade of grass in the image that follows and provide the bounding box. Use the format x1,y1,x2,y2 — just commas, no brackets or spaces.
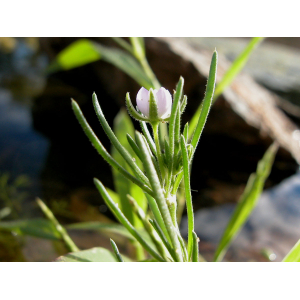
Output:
214,143,278,262
36,198,79,253
213,37,265,102
282,239,300,262
94,178,165,262
189,38,264,139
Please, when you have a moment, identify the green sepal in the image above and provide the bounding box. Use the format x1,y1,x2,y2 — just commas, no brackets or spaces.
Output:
149,89,159,122
125,92,148,122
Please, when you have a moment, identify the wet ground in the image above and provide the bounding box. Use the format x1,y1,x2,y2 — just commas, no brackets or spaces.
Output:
0,38,300,261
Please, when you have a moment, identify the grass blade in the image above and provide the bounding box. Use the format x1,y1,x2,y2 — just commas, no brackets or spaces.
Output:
282,239,300,262
214,143,278,262
213,37,265,101
94,178,164,262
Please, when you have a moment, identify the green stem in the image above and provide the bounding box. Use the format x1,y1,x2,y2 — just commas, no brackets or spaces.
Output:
110,239,124,262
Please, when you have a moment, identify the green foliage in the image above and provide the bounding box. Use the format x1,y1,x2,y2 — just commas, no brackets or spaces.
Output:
282,239,300,262
0,219,60,240
214,143,278,262
189,37,264,139
48,39,153,89
111,109,147,227
56,247,131,262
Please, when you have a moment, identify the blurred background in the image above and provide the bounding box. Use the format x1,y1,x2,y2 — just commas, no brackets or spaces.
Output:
0,37,300,262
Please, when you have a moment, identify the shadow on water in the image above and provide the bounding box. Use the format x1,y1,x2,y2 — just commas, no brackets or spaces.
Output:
0,37,300,261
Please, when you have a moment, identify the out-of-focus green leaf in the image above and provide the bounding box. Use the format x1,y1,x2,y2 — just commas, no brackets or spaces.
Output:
213,37,265,101
105,187,121,207
48,39,153,89
189,37,264,139
0,219,60,240
66,221,154,248
214,143,278,262
56,247,131,262
283,239,300,262
112,109,147,227
47,39,101,72
67,221,134,240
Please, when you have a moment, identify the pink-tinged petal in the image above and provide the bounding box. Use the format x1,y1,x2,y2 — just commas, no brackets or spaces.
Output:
136,87,150,117
155,87,172,118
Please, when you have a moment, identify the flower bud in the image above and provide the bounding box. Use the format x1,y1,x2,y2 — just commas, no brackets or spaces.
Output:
136,87,172,120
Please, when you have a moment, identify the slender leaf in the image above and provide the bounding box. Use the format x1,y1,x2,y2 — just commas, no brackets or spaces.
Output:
0,219,60,240
110,239,124,262
56,247,131,262
111,109,147,226
94,178,165,262
190,50,217,150
71,99,154,198
189,38,264,138
180,135,194,260
214,143,278,262
213,37,265,101
282,239,300,262
48,39,153,89
93,94,150,187
192,231,199,262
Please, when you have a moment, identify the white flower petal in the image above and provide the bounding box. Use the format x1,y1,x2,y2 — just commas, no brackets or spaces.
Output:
156,87,172,118
136,87,150,117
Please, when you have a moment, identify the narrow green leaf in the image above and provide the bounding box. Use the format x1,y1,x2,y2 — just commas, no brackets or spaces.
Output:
93,93,150,187
111,109,147,227
0,219,60,240
48,39,153,89
139,121,157,156
111,37,133,54
192,231,199,262
189,38,264,139
110,239,124,262
180,95,187,115
190,50,217,150
283,239,300,262
183,123,189,141
129,37,145,60
180,135,194,260
169,77,184,165
214,37,265,101
47,39,101,73
94,178,165,262
71,99,154,198
36,198,79,253
214,143,278,262
149,219,177,262
126,133,143,162
56,247,131,262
